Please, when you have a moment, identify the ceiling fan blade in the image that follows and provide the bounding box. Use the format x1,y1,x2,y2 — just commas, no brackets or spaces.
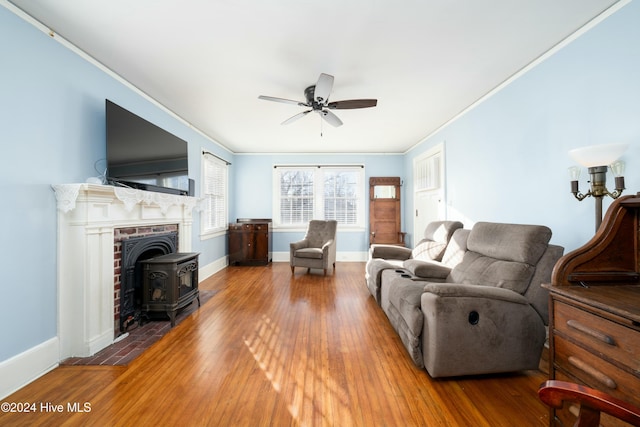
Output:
327,99,377,109
320,110,343,127
281,110,312,125
258,95,307,107
314,73,334,104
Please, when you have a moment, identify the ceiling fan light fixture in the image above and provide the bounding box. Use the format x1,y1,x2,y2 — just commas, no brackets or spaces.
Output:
259,73,377,129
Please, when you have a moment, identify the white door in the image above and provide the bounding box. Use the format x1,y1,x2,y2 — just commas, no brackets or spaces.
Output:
413,143,445,241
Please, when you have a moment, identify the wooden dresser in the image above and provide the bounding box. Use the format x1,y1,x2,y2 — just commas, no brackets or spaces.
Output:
228,218,272,266
544,194,640,427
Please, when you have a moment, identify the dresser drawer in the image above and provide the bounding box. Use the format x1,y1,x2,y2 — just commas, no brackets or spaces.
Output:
553,335,640,407
554,300,640,372
229,223,253,231
253,223,268,231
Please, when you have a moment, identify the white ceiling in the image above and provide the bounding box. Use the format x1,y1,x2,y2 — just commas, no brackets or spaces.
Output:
9,0,621,154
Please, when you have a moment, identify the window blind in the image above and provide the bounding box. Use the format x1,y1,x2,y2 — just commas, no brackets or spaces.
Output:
274,165,364,227
202,153,228,232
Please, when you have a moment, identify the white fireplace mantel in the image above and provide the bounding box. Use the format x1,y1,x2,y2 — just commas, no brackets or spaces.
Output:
52,183,199,359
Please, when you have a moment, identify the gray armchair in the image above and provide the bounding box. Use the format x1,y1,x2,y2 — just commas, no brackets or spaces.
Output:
290,220,337,275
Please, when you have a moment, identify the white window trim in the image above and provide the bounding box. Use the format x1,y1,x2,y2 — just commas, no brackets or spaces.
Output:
200,151,229,239
272,164,365,231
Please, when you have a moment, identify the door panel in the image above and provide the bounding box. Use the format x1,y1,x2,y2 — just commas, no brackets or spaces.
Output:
371,199,399,244
413,144,445,242
414,190,442,240
369,177,402,246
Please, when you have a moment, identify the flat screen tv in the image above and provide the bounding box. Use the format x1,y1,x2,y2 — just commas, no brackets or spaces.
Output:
106,99,190,195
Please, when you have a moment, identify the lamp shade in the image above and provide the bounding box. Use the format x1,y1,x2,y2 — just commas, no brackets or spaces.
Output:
568,143,628,167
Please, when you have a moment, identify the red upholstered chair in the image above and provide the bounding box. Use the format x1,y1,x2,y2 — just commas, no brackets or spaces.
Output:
538,380,640,427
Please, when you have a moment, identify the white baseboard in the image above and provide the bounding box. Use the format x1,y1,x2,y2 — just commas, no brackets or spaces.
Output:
88,330,115,358
272,251,368,263
199,255,228,281
0,337,59,400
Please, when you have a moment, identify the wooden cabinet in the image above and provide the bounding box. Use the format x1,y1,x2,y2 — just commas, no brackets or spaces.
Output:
546,286,640,426
228,219,272,266
544,193,640,427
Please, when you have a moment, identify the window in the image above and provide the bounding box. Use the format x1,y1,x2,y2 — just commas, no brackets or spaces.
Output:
278,169,315,224
414,150,441,191
274,165,364,228
201,152,228,234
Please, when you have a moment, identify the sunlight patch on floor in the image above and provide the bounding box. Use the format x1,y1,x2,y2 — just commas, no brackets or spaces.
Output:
244,314,352,426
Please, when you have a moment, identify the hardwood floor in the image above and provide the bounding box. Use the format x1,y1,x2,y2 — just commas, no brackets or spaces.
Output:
0,262,550,426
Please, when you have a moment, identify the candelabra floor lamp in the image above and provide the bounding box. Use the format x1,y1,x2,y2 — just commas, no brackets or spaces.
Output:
568,143,628,232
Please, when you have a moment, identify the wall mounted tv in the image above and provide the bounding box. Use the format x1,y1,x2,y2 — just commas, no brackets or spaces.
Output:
106,99,191,196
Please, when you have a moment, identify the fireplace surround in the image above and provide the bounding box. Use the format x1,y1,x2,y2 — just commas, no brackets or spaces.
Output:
53,183,198,359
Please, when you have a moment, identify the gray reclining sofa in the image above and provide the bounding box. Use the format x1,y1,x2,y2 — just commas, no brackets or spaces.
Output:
366,221,564,378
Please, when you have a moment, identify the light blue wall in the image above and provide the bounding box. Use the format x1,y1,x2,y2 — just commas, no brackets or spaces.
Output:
233,153,404,253
404,1,640,251
0,6,231,362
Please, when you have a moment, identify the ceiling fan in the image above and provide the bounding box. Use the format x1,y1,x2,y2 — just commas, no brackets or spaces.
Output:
258,73,377,127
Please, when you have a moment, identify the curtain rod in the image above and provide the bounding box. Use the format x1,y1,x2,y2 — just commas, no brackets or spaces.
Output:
273,164,364,169
202,150,231,165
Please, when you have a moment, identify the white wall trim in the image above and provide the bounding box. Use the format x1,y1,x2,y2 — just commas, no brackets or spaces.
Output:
0,337,59,400
199,256,228,281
